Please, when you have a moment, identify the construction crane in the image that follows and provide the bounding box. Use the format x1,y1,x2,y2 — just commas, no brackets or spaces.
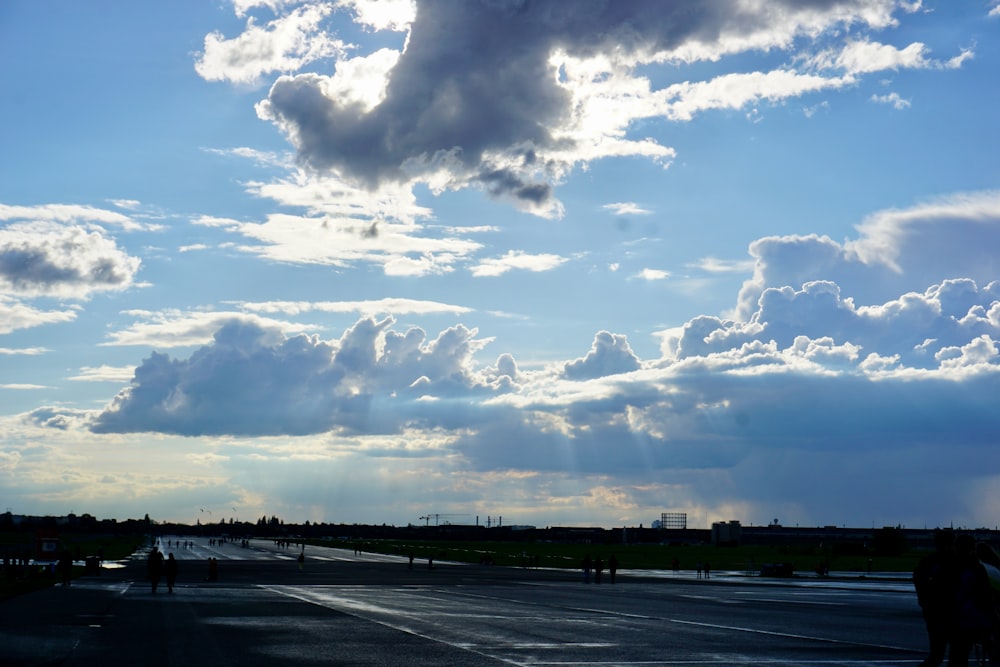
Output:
418,513,469,526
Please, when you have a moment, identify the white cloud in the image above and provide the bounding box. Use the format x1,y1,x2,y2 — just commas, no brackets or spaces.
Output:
0,202,156,232
657,69,853,122
0,346,49,355
203,146,292,168
237,297,472,317
871,91,911,109
807,37,973,74
187,170,495,273
803,100,830,118
108,199,142,211
563,331,640,380
318,47,401,112
336,0,414,32
194,196,479,275
195,3,346,85
0,220,141,299
0,296,78,334
68,365,138,383
811,39,933,74
102,309,315,348
936,334,999,369
603,202,652,216
470,251,567,277
636,268,670,281
232,0,298,19
690,257,756,274
246,169,433,223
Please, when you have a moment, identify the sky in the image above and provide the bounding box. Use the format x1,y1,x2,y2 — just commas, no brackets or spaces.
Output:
1,0,999,530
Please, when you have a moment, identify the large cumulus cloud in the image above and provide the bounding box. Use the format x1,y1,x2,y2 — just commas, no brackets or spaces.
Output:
92,316,496,436
251,0,918,215
736,191,1000,318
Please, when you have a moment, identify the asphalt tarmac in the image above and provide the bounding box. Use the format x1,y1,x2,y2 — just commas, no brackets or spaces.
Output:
0,536,932,666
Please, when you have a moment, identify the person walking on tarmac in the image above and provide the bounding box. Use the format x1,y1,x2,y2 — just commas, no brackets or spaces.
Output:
147,546,164,594
58,549,73,587
165,552,178,593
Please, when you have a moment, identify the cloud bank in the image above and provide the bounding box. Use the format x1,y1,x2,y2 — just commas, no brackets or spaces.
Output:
77,189,1000,525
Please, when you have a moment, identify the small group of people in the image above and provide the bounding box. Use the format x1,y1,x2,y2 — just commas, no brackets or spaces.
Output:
145,546,179,593
581,554,619,584
913,530,1000,666
164,539,193,549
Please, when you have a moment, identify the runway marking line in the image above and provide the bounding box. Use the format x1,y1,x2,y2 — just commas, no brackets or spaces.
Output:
667,618,917,654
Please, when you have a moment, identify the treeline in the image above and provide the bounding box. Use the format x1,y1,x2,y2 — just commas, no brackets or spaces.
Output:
0,512,151,536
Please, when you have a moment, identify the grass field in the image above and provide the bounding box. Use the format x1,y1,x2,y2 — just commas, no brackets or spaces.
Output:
307,537,922,576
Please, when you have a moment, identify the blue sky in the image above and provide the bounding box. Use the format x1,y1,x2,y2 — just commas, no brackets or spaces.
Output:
2,0,999,529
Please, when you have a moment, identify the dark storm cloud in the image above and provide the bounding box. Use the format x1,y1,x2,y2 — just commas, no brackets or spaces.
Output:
260,0,901,205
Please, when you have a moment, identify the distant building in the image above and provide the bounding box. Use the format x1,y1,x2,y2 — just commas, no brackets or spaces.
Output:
712,520,742,546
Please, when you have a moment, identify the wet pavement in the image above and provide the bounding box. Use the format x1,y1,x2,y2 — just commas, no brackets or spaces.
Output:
0,537,930,666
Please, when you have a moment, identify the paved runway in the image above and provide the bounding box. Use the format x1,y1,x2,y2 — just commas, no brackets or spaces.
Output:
1,536,932,666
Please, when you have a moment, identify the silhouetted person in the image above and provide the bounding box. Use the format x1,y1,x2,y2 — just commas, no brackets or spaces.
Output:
948,534,997,666
609,554,618,584
704,562,710,579
147,546,164,593
165,553,178,593
582,554,592,583
408,552,414,570
594,557,603,584
58,549,73,587
976,542,1000,662
298,549,305,571
914,529,956,667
